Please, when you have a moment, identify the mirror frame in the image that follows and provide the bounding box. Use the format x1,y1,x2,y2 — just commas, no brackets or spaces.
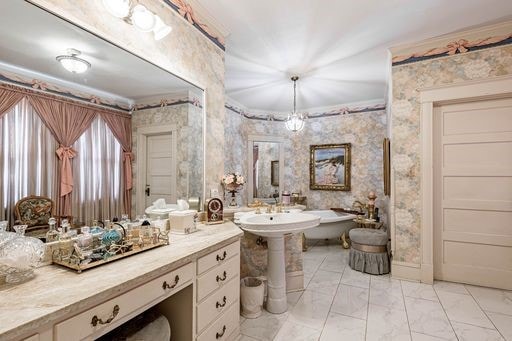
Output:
26,1,208,212
247,134,285,203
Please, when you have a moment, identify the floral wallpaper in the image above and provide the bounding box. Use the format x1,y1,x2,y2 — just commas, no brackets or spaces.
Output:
391,45,512,264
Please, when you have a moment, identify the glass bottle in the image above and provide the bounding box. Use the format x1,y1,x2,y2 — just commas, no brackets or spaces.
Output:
45,217,59,242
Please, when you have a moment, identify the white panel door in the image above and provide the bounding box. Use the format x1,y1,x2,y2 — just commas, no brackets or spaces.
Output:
433,98,512,290
145,133,176,207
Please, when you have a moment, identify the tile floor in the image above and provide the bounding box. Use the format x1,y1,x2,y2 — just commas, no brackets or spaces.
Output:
237,240,512,341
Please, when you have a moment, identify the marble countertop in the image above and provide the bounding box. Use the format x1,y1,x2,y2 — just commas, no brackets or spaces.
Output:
0,221,243,340
224,204,306,214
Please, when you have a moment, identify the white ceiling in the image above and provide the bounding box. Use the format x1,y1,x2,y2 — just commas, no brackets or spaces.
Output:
196,0,512,112
0,0,198,105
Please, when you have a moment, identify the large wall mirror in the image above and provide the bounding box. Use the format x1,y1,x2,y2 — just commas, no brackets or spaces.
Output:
247,135,284,204
0,0,205,230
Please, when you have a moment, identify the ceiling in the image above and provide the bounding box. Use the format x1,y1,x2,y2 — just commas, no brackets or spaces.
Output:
0,0,199,106
196,0,512,112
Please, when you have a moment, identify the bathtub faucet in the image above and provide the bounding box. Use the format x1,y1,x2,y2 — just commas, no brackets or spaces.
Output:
352,200,365,213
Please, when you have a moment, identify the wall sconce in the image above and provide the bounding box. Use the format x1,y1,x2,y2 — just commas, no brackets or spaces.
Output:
102,0,172,41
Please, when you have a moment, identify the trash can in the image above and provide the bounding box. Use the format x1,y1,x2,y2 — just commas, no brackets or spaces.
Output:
240,277,265,318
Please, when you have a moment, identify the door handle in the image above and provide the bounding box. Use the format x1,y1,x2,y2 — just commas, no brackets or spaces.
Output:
145,186,150,196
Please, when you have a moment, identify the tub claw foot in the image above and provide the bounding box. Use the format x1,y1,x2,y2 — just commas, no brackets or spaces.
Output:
341,232,350,249
302,233,308,252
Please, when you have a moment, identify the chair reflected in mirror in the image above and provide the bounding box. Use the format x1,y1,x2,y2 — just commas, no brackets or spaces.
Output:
14,195,54,239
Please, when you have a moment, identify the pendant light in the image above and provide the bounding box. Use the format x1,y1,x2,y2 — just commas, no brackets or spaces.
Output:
285,76,305,132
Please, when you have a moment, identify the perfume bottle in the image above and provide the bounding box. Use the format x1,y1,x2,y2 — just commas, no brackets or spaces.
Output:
45,217,59,242
101,221,122,247
59,219,71,241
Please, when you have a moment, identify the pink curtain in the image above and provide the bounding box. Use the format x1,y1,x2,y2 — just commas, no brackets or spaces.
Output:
0,88,25,119
99,112,133,216
28,96,97,216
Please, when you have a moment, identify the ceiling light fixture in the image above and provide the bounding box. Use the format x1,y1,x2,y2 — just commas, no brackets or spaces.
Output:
102,2,172,41
131,4,156,32
285,76,305,132
102,0,131,18
153,15,173,41
56,48,91,74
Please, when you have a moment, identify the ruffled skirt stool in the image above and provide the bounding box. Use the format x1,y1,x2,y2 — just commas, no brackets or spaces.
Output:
348,228,389,275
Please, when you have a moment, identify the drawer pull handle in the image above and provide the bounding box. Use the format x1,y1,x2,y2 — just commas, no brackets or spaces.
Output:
216,271,227,282
91,305,120,327
216,325,226,339
216,296,227,308
216,251,227,261
162,275,180,290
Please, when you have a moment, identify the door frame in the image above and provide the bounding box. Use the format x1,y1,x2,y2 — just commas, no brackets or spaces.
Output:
418,74,512,284
136,124,178,215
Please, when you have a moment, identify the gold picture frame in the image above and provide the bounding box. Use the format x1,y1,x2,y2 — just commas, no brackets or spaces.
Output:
383,138,391,196
271,160,279,186
309,143,351,191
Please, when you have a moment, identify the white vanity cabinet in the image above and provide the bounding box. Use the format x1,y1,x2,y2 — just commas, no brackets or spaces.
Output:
0,222,243,341
196,240,240,341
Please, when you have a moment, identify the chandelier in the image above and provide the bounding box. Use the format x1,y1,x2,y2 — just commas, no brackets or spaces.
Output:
285,76,305,132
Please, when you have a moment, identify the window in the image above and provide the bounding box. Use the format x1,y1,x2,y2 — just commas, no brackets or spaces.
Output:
0,100,124,226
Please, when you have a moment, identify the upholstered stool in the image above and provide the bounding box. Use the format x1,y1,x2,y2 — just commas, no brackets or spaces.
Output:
349,228,389,275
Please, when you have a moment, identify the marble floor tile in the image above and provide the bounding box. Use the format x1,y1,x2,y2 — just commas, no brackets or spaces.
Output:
369,276,405,311
437,290,494,328
306,270,342,296
238,334,260,341
273,320,321,341
304,275,313,288
451,321,504,341
319,254,347,273
487,312,512,341
405,296,457,340
319,312,366,341
330,284,369,320
303,258,324,275
288,289,334,330
411,332,449,340
434,280,469,295
366,303,411,341
287,291,304,308
239,310,289,340
466,286,512,316
401,280,439,301
339,267,371,289
240,315,246,324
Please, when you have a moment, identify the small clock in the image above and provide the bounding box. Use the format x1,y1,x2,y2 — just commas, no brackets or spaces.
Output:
207,198,224,224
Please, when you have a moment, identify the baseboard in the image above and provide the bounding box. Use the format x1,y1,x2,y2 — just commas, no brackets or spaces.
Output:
286,271,304,292
391,261,421,282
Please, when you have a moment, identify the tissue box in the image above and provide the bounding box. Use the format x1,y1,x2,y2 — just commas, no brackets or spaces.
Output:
169,210,196,234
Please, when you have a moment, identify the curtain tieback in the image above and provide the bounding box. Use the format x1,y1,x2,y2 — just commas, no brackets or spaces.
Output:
123,151,134,162
56,146,77,160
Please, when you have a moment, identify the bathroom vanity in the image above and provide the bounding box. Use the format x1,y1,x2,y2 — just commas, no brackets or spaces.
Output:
0,222,243,341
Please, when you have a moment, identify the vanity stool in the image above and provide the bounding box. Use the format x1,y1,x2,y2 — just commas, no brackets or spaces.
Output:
348,228,389,275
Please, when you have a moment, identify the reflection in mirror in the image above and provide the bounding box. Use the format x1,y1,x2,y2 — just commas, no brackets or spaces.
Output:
247,136,284,204
0,0,204,235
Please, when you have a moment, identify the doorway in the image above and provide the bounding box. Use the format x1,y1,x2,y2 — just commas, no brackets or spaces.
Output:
136,125,177,214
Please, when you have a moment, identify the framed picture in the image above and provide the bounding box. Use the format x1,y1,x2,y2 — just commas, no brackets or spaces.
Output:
383,138,391,196
271,160,279,186
310,143,351,191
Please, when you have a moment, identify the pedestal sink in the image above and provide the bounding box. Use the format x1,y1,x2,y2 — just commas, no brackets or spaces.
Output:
239,212,320,314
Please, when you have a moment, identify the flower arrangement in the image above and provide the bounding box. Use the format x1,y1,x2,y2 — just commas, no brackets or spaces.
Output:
222,172,245,188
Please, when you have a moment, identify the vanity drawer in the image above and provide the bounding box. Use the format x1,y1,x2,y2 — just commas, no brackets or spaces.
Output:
54,262,193,341
197,240,240,275
197,276,239,333
197,301,239,341
197,255,239,302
